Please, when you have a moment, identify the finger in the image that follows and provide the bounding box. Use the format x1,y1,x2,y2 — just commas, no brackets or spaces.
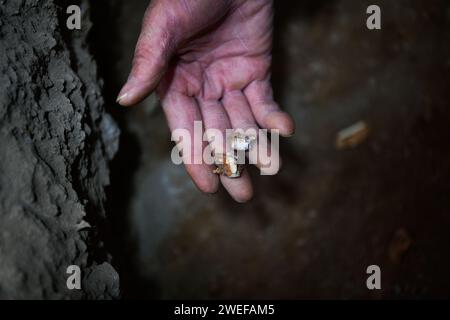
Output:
222,90,258,130
162,92,219,193
222,90,280,175
244,80,295,137
117,4,177,106
197,99,230,155
197,98,253,202
220,170,253,203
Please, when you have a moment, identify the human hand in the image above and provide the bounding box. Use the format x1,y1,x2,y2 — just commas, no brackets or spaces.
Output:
117,0,295,202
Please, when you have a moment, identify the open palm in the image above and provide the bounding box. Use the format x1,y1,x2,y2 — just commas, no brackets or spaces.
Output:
117,0,294,202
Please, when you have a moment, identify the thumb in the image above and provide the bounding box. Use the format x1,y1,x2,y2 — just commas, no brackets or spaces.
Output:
117,5,177,106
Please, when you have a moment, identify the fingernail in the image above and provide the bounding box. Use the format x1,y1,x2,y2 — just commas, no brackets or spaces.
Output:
116,92,129,104
282,132,295,138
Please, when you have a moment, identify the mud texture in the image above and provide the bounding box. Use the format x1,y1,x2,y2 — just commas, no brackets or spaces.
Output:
0,0,120,299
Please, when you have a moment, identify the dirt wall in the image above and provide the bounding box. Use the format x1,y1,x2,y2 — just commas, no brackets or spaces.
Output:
0,0,119,299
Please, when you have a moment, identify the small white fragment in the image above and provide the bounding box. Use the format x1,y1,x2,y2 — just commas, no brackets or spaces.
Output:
230,132,256,151
336,121,370,149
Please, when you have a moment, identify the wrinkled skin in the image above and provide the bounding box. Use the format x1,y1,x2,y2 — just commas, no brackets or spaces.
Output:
118,0,295,202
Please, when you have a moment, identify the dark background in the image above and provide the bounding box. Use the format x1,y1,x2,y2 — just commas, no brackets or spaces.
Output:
90,0,450,299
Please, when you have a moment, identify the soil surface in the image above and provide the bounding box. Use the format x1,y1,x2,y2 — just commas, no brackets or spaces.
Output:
0,0,120,299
